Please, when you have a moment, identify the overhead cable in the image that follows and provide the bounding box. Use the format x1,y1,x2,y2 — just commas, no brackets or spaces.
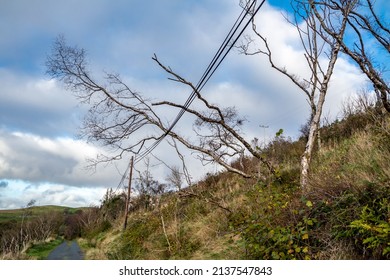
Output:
134,0,265,164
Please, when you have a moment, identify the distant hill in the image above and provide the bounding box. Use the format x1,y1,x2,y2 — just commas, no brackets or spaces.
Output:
0,205,85,224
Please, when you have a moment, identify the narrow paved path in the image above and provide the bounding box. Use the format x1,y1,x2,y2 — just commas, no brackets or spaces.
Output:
47,240,84,260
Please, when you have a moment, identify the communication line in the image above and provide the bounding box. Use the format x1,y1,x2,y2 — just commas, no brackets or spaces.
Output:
134,0,265,164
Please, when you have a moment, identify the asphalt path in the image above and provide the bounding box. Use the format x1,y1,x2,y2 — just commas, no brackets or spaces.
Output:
47,240,84,260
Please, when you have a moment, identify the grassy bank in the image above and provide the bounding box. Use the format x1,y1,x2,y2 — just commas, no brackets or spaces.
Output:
2,109,389,260
79,111,389,260
25,238,64,260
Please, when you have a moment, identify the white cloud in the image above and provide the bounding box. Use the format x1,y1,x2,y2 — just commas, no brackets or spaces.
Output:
226,2,368,136
0,180,107,210
0,129,127,188
323,56,368,120
0,68,82,137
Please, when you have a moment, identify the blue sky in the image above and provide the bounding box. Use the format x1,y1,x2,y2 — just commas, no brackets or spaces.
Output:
0,0,384,209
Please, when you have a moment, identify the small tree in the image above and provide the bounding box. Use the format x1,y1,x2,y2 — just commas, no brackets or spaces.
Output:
238,0,356,189
100,188,126,221
132,158,165,210
20,199,36,249
166,165,183,191
46,35,275,179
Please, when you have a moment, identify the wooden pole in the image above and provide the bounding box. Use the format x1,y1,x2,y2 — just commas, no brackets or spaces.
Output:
123,156,134,231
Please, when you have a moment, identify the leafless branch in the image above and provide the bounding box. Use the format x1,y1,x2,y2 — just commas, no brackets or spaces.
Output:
46,35,275,181
237,0,353,188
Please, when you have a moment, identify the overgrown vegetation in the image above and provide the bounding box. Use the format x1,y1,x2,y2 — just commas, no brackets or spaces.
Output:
0,205,99,259
1,98,389,260
74,99,389,260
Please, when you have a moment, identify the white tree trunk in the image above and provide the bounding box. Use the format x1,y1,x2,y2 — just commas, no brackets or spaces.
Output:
300,111,321,189
300,42,342,190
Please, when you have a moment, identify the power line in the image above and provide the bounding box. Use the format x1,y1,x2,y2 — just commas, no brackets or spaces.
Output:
134,2,255,164
134,0,266,165
163,0,258,130
112,161,131,195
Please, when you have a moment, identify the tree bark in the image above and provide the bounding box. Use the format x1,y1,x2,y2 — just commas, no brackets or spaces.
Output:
300,1,349,189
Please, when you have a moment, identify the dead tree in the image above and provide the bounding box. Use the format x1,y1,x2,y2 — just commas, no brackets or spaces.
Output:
238,0,356,189
46,35,274,180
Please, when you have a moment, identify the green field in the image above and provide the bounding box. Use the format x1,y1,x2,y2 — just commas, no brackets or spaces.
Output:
0,205,84,225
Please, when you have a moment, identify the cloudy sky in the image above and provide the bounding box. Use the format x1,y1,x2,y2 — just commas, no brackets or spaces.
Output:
0,0,386,209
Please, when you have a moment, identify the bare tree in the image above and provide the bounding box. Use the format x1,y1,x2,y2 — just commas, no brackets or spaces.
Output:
238,0,356,189
46,35,274,179
313,0,389,113
19,199,36,249
166,165,183,191
78,207,101,232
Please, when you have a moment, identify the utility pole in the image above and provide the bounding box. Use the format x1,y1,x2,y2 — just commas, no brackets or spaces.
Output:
123,156,134,231
259,124,269,148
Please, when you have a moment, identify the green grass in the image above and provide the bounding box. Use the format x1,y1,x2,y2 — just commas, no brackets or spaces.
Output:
26,238,64,260
0,212,21,223
87,114,389,260
0,205,84,224
5,111,388,260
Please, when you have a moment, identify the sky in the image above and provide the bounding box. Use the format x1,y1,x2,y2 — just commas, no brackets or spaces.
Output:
0,0,386,209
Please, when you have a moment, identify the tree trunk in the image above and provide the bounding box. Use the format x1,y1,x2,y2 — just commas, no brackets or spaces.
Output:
300,111,320,189
300,42,342,190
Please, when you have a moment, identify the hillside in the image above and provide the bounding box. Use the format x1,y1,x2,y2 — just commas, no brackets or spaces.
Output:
0,205,74,218
78,106,390,260
0,205,84,226
1,105,389,260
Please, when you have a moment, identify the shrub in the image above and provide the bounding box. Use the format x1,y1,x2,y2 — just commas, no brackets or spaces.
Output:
108,215,160,259
349,204,390,258
231,180,321,260
340,187,390,259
